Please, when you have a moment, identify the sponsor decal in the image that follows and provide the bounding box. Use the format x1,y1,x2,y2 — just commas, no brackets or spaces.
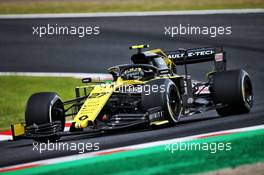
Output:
215,53,223,62
167,49,215,59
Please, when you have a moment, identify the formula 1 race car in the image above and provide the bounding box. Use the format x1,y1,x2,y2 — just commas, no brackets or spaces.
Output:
11,45,253,141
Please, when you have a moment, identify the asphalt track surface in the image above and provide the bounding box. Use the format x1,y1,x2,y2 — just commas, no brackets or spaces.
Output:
0,13,264,167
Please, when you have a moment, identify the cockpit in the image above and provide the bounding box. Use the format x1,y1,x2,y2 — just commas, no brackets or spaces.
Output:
108,45,171,81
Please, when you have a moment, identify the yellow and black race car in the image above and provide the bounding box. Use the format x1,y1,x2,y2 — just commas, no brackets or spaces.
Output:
12,45,253,141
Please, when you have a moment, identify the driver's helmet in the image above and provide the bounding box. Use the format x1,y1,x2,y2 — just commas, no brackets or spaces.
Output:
131,52,168,70
123,67,144,80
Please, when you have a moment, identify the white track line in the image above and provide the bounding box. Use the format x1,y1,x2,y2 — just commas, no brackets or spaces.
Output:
0,72,112,79
0,9,263,19
1,124,264,171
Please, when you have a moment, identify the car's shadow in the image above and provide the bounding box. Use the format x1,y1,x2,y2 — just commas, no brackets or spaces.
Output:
60,114,221,142
7,113,221,147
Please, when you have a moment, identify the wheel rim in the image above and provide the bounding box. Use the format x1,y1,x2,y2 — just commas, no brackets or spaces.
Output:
167,86,180,122
51,99,65,131
243,76,253,107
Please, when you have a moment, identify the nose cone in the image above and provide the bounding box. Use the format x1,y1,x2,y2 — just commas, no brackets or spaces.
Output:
75,120,89,129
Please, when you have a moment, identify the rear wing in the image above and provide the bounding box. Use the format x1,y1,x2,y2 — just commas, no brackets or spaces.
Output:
164,47,226,72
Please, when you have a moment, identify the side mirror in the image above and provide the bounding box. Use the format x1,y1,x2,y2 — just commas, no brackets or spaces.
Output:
82,77,113,84
82,77,102,83
82,77,92,83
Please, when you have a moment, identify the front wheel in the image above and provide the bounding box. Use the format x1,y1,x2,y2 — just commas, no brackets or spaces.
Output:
25,92,65,141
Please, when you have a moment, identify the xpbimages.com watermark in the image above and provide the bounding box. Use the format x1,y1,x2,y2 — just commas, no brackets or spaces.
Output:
164,24,232,38
32,141,100,154
89,82,166,96
32,24,100,38
164,141,232,154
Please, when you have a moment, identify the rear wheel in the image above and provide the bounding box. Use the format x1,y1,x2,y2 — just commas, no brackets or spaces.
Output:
25,92,65,141
141,79,182,125
212,69,253,116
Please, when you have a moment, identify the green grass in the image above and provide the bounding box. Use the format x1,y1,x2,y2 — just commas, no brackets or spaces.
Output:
0,76,83,131
2,128,264,175
0,0,263,14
